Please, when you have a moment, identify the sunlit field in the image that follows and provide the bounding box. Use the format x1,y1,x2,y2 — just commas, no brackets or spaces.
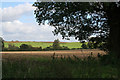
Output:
4,41,83,49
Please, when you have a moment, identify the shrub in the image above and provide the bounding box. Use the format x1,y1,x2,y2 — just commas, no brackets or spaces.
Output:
38,46,42,50
43,46,53,51
62,46,69,50
87,42,93,49
81,43,87,49
20,44,32,51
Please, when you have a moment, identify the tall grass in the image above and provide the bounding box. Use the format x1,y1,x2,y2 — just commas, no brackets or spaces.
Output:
2,54,119,78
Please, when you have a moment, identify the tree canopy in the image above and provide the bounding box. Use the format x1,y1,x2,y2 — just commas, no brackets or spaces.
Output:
33,2,120,58
33,2,117,40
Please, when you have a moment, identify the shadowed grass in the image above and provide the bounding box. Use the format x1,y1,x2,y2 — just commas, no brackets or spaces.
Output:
2,54,119,78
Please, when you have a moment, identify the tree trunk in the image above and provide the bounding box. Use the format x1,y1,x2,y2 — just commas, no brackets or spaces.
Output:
107,6,120,59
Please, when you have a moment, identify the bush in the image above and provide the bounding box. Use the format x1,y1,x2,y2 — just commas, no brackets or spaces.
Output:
38,46,42,50
62,46,69,50
81,43,87,49
20,44,33,51
87,42,93,49
42,46,49,51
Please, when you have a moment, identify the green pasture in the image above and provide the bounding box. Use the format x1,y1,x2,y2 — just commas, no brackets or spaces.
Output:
4,42,84,49
60,42,83,49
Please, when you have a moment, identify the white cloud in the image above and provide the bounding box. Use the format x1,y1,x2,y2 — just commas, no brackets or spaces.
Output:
0,3,35,22
2,20,78,42
2,20,52,34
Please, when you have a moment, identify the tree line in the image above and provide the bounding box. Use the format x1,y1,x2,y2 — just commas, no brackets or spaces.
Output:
0,37,105,51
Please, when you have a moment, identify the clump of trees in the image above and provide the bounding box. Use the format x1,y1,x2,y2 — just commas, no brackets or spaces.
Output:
20,44,32,51
19,44,42,51
43,39,69,50
52,39,61,50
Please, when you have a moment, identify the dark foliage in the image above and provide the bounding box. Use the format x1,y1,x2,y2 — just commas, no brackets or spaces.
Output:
20,44,32,50
33,2,120,58
33,2,111,41
87,42,93,49
81,43,87,49
0,37,4,50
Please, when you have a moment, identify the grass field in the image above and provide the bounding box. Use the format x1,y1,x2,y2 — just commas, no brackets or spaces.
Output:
4,41,83,49
2,50,119,78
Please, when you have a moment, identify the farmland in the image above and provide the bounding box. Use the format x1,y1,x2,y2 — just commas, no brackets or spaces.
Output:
2,50,119,78
1,49,106,58
4,41,83,49
2,42,119,78
2,50,106,60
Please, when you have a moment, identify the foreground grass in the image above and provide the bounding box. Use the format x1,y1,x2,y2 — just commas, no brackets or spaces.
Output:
2,54,119,78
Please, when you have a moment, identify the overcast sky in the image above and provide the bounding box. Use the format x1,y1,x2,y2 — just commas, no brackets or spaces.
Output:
0,2,79,42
